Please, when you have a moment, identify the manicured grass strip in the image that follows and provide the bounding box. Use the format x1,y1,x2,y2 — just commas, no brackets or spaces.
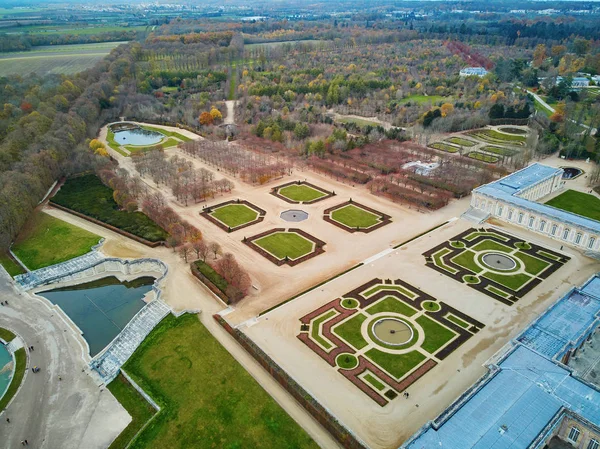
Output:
538,250,561,261
485,285,512,298
333,313,368,350
415,316,456,354
142,125,193,142
513,252,550,276
258,263,363,316
255,232,314,260
451,250,483,273
445,137,477,147
399,94,448,105
0,328,16,342
193,260,229,295
51,174,168,242
481,146,518,156
12,212,100,270
331,205,380,229
278,185,326,202
432,248,458,274
365,296,418,317
125,137,180,153
0,348,26,412
546,190,600,223
106,129,129,156
123,314,319,449
363,284,417,299
429,142,458,153
446,314,470,329
210,204,258,228
311,310,337,350
463,231,510,242
107,374,157,449
467,152,499,164
471,240,513,253
483,271,532,291
498,127,527,135
365,349,425,380
467,129,526,144
363,373,386,391
0,252,25,277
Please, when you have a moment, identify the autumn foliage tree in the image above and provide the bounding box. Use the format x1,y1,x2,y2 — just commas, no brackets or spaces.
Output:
213,253,251,302
199,111,213,126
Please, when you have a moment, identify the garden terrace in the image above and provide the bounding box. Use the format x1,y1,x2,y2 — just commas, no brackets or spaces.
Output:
50,174,168,243
479,146,519,157
467,152,499,164
243,228,325,266
444,137,477,147
466,129,526,146
201,200,266,232
298,279,483,406
428,142,458,153
323,200,391,233
423,228,569,305
117,314,319,448
270,181,334,204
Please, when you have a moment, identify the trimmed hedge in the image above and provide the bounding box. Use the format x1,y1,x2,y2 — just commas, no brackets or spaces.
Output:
191,260,230,304
51,175,167,243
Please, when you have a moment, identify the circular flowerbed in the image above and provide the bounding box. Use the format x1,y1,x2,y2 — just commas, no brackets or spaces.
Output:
340,298,359,309
463,275,480,284
336,353,359,370
422,301,441,312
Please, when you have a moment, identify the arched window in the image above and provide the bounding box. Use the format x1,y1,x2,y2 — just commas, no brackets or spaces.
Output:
508,209,514,220
589,237,596,250
563,228,570,240
528,216,534,228
575,233,582,245
551,224,558,236
539,220,546,232
497,205,503,216
518,212,524,224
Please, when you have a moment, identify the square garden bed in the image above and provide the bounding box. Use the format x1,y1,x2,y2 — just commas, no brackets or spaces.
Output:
271,181,334,204
243,228,325,266
201,199,266,232
323,200,391,233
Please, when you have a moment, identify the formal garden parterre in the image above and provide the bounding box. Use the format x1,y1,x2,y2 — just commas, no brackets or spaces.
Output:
423,228,570,305
298,279,483,406
323,200,391,233
200,199,266,232
243,228,325,266
270,180,334,204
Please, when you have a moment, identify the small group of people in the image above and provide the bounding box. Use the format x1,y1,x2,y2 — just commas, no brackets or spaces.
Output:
28,346,34,351
0,301,9,306
403,391,410,399
20,440,29,445
31,366,40,373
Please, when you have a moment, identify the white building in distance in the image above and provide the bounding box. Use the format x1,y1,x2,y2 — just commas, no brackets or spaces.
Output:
470,163,600,251
459,67,489,77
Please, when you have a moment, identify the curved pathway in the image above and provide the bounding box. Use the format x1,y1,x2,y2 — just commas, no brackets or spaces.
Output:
0,270,130,449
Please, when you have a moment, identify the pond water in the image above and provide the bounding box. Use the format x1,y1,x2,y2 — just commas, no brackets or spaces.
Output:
280,209,309,222
113,128,163,146
0,344,12,400
562,167,583,179
39,276,155,356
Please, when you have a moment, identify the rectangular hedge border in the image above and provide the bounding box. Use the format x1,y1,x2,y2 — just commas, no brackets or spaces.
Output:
190,262,230,304
200,199,266,233
213,314,368,449
243,228,326,267
48,203,164,248
323,200,392,234
270,180,335,205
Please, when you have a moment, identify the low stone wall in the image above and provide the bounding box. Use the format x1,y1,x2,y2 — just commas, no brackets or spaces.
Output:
213,314,368,449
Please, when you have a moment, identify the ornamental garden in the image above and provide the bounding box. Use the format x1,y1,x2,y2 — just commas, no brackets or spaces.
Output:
323,200,391,233
423,228,570,305
201,200,266,232
270,180,334,204
298,279,483,406
243,228,325,266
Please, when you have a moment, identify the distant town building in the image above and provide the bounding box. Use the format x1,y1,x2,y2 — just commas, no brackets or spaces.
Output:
459,67,489,77
402,161,439,176
469,163,600,251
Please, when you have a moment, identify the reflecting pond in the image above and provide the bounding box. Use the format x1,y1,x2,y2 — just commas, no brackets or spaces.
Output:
113,128,163,146
39,276,155,356
0,344,12,400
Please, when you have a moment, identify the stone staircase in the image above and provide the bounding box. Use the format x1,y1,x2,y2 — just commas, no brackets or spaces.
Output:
15,251,104,291
90,299,171,384
461,207,490,225
5,338,24,353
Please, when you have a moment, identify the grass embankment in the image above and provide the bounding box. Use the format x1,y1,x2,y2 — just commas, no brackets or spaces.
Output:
467,129,526,145
255,232,314,260
125,137,180,154
12,212,100,270
51,174,168,242
0,348,26,412
119,314,319,449
331,204,379,228
140,126,192,142
546,190,600,222
107,374,157,449
210,204,258,228
0,252,25,277
0,328,16,342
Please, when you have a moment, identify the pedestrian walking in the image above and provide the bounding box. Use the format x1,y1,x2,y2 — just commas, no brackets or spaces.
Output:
30,346,33,351
21,441,24,446
6,417,9,423
24,440,28,445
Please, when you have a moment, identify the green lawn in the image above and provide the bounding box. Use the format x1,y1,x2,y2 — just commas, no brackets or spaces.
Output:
467,129,526,146
211,204,258,228
0,348,26,412
364,373,385,391
483,271,532,291
255,232,314,260
333,313,369,350
365,296,418,317
0,328,16,342
278,184,326,202
125,137,179,153
451,250,483,273
513,252,550,276
193,261,229,297
331,204,380,229
365,349,425,379
140,126,192,142
106,129,129,156
429,142,459,153
336,117,380,128
363,284,417,299
546,190,600,222
446,314,470,329
445,137,477,147
121,314,318,449
471,240,513,253
415,315,455,354
399,95,448,105
311,310,336,349
51,174,168,242
468,152,499,164
0,252,25,277
107,374,157,449
12,212,100,270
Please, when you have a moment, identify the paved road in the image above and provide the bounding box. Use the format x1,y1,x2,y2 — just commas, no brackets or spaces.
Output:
0,271,129,449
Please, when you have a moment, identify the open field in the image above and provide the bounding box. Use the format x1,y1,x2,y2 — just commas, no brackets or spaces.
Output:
51,174,168,242
335,117,381,128
12,211,100,270
398,95,449,105
0,42,125,76
121,314,319,449
546,189,600,222
1,24,148,35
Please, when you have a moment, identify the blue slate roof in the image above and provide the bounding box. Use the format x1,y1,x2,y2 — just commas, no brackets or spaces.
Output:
474,163,600,234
